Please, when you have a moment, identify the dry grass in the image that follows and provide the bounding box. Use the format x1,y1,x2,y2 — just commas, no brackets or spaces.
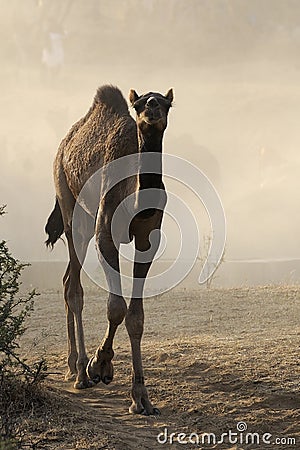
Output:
12,286,300,449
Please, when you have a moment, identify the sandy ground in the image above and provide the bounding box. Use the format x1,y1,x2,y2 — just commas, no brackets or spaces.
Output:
17,285,300,449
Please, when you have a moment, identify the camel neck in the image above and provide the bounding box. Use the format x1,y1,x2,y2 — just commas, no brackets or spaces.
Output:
138,129,163,154
138,130,164,191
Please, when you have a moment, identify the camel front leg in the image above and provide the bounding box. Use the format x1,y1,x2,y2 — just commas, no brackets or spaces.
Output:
87,293,127,385
126,295,160,415
87,231,127,385
125,232,161,415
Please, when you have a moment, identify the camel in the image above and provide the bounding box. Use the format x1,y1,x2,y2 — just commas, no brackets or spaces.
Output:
45,84,173,415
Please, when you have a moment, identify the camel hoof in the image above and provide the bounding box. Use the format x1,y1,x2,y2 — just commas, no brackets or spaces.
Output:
152,407,161,416
129,403,160,416
102,376,113,385
92,375,101,385
86,358,100,384
86,356,114,385
64,371,77,382
141,407,161,416
74,379,94,390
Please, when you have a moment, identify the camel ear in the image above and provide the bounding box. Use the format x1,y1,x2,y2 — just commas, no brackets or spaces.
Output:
129,89,139,106
165,88,174,105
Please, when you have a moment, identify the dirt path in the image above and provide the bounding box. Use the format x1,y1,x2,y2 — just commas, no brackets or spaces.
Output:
20,286,300,449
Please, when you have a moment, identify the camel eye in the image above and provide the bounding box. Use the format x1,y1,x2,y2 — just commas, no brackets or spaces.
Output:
133,100,145,114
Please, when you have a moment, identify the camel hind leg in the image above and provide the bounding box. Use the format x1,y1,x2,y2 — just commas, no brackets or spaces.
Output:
63,262,78,381
54,159,95,388
56,178,94,388
63,214,94,389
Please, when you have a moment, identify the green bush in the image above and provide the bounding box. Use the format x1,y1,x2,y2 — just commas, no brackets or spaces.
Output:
0,206,47,446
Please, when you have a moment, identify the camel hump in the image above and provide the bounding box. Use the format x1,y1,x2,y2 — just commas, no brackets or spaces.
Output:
94,85,129,116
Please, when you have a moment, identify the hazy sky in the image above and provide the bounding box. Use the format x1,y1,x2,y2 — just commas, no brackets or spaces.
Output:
1,0,300,265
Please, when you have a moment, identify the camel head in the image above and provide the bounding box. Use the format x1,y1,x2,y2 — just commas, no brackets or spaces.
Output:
129,89,173,133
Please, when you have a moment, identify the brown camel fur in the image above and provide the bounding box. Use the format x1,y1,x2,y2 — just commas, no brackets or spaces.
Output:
45,85,173,415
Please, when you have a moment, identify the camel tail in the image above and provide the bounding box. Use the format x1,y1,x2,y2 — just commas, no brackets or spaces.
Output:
45,198,64,248
93,85,129,117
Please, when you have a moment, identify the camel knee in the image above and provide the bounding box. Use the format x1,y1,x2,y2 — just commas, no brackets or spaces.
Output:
107,294,127,325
